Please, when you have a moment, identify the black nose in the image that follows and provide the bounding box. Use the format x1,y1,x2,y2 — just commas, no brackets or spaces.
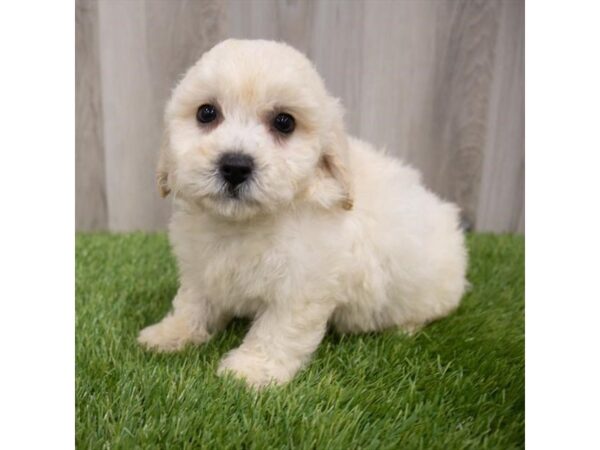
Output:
218,152,254,188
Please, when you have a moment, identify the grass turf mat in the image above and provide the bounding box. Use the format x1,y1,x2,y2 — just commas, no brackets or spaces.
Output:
76,233,524,449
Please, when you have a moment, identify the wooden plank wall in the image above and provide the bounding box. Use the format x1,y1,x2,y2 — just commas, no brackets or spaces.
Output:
76,0,524,233
76,0,107,230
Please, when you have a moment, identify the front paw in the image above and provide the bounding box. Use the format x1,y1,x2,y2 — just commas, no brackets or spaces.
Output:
137,315,208,352
217,347,295,388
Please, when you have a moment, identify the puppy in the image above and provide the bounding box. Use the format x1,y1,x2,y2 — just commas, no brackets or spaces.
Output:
138,39,468,387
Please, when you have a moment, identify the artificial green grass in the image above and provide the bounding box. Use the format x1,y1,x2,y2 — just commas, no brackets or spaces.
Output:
76,233,524,449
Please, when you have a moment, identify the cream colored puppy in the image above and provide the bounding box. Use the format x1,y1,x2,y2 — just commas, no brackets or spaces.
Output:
138,39,468,387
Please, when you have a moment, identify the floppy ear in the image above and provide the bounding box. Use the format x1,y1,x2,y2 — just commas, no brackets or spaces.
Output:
319,127,353,210
156,129,172,198
310,101,354,210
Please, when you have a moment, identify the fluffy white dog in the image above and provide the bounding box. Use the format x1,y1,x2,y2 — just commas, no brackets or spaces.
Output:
138,39,468,387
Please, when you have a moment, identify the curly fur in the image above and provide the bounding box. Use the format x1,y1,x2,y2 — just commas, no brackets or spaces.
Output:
138,39,468,388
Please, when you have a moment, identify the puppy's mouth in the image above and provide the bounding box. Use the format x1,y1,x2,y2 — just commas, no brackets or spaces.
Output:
224,184,245,200
200,183,264,221
220,181,251,200
209,182,257,205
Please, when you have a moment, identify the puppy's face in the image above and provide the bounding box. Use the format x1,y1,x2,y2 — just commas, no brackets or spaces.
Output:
158,39,352,220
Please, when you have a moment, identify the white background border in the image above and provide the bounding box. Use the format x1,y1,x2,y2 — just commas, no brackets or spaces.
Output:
526,0,600,448
1,0,600,448
0,1,74,449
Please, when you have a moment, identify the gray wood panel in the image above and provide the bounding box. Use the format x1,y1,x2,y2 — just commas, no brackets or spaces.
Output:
424,0,501,228
76,0,107,230
96,0,224,231
355,0,501,228
476,0,525,232
76,0,524,232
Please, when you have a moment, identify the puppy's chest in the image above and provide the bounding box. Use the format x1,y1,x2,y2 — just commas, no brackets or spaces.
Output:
183,230,287,301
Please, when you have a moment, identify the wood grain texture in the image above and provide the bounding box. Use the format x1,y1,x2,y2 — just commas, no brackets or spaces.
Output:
76,0,107,230
76,0,524,232
425,0,500,228
97,0,224,231
476,0,525,232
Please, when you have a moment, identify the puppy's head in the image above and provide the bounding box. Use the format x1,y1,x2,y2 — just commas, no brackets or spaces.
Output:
158,39,353,220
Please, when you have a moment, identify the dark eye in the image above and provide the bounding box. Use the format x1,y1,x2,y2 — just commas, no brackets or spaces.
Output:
273,113,296,134
196,104,218,123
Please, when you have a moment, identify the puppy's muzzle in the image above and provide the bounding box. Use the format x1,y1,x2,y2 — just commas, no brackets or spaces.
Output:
218,152,254,189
